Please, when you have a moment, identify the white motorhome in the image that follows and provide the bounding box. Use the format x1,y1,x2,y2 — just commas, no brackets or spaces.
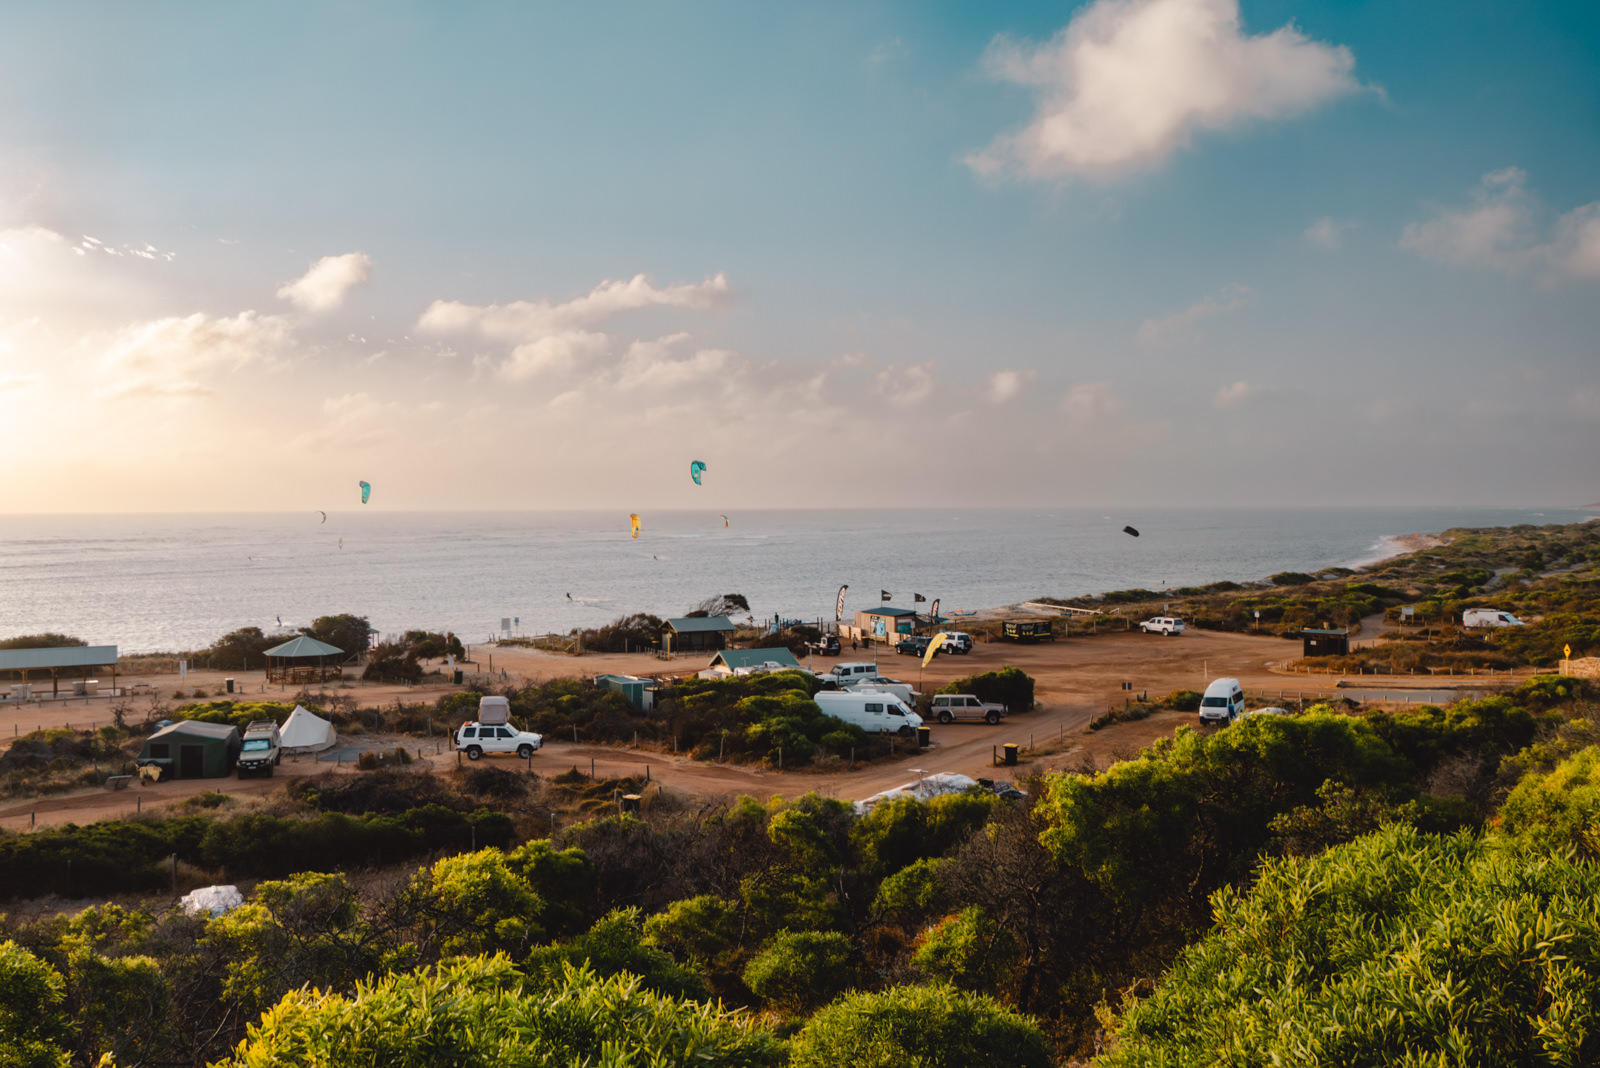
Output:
1463,608,1526,628
1198,677,1246,726
814,691,923,736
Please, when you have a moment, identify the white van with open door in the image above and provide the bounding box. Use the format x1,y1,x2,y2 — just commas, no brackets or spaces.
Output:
1198,677,1245,726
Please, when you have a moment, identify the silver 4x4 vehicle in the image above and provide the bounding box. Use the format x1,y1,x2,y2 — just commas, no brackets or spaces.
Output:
455,721,543,760
1139,616,1185,636
928,694,1006,724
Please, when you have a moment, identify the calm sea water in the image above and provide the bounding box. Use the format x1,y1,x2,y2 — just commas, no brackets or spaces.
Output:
0,507,1591,654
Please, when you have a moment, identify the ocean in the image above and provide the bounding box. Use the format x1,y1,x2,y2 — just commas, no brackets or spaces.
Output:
0,506,1591,654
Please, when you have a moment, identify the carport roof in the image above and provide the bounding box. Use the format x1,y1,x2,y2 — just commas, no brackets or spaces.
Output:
264,636,344,658
0,645,119,672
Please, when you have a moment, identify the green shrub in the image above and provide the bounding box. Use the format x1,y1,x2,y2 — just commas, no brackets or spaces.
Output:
937,667,1034,713
742,929,852,1014
790,983,1051,1068
1101,826,1600,1067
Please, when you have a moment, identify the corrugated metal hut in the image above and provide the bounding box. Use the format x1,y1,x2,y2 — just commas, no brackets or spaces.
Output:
1300,628,1350,657
138,721,241,779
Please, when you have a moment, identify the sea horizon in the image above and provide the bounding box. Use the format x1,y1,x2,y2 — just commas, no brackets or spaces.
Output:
2,505,1592,655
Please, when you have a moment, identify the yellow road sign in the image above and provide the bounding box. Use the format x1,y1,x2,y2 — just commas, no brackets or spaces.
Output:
1566,644,1573,658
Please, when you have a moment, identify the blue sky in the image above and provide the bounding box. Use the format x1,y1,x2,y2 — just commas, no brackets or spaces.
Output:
1,0,1596,511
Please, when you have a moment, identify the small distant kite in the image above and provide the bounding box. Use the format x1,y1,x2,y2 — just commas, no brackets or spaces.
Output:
719,514,728,528
317,511,327,523
689,460,707,486
630,514,641,539
338,538,344,550
359,480,371,504
1123,526,1140,537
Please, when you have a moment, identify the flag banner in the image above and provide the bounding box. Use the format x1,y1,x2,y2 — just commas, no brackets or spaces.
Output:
930,598,940,621
914,593,926,602
881,590,892,601
835,584,849,622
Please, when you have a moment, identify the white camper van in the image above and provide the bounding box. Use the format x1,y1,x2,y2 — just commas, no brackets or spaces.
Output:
814,691,923,736
1198,677,1246,726
1462,608,1526,628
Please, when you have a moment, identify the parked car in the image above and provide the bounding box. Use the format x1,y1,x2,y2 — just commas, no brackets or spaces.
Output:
928,694,1006,725
1139,616,1185,636
236,720,281,777
809,634,841,655
455,722,543,760
895,635,932,656
937,631,974,654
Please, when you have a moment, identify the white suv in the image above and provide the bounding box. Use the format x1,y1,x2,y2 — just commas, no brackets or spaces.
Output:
937,631,974,654
1139,616,1185,636
455,721,543,760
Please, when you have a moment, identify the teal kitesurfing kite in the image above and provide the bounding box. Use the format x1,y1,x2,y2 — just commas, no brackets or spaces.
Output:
359,480,371,504
689,460,706,486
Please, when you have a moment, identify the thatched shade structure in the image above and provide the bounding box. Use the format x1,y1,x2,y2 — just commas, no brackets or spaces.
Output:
264,636,345,684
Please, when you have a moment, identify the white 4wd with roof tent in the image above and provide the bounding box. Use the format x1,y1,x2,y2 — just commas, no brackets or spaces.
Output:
455,722,543,760
1139,616,1185,635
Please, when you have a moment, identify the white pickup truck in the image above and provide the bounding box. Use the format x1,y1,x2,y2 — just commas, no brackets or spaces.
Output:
1139,616,1185,636
928,694,1006,725
237,720,282,777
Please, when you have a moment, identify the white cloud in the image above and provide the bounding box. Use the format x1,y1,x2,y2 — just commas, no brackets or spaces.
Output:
0,372,42,391
968,0,1360,180
1212,380,1261,408
1550,203,1600,279
91,310,291,399
873,362,936,407
1060,381,1123,421
277,252,373,312
1399,168,1534,271
1399,170,1600,282
418,273,730,341
419,273,732,383
1304,217,1354,249
987,369,1035,404
1137,283,1255,346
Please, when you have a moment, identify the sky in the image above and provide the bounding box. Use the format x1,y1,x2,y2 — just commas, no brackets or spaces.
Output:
1,0,1596,512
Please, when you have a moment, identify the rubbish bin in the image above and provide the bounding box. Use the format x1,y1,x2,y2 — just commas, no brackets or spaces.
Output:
1002,742,1019,767
620,793,642,814
453,670,464,684
916,726,931,748
225,678,235,694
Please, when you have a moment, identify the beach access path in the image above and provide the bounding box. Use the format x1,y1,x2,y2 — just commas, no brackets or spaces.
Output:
0,626,1512,832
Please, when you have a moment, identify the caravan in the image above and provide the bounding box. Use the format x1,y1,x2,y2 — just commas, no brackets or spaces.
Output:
814,691,923,737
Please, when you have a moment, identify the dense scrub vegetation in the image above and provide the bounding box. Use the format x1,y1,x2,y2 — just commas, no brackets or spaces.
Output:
3,676,1597,1065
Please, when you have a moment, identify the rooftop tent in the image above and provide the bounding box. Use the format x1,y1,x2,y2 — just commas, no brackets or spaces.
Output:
264,635,345,684
279,705,337,753
138,720,240,779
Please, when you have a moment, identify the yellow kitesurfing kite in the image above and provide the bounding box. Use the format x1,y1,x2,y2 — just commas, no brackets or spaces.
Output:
921,633,948,668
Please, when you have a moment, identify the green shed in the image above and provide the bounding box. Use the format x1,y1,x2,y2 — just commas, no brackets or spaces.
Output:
138,721,241,780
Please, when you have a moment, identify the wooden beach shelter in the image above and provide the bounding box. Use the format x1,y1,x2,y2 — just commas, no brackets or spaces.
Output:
0,645,120,698
263,636,345,684
661,617,736,654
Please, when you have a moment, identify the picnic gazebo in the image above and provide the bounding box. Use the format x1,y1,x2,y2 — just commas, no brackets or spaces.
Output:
264,636,345,684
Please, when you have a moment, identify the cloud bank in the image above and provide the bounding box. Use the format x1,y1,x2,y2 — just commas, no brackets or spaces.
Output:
968,0,1360,180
